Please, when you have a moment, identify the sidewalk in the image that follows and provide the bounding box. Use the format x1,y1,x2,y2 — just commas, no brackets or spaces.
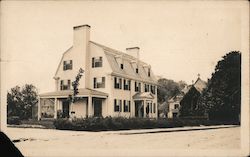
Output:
110,125,239,135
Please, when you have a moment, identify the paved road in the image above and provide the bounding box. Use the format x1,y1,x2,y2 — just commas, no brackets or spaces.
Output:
6,126,241,157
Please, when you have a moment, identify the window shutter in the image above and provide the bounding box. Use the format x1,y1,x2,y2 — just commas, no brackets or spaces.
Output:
123,100,126,112
63,61,66,70
114,77,117,88
68,80,71,89
93,78,96,88
129,101,131,112
70,60,73,69
60,80,63,90
119,78,122,89
102,77,105,88
114,99,116,111
92,58,95,68
119,100,122,112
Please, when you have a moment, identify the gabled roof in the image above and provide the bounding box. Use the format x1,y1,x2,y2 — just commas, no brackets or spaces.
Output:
193,78,207,93
39,88,108,98
133,92,155,100
168,94,184,103
90,41,158,84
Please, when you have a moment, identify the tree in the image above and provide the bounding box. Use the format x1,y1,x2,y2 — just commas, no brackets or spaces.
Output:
157,78,187,103
7,84,38,119
198,51,241,121
68,68,84,103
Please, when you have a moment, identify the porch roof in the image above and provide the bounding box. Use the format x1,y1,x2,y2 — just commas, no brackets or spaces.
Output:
39,88,108,98
133,92,154,100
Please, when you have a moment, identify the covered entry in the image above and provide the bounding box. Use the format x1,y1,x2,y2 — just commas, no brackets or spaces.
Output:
133,92,155,118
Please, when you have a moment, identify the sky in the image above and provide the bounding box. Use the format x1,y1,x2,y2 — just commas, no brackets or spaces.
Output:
1,1,247,93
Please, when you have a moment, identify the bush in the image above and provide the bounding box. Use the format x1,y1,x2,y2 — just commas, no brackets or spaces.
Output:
7,116,21,125
53,117,239,131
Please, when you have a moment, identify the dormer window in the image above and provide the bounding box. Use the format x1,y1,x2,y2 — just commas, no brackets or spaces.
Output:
63,60,73,70
92,57,103,68
120,63,124,69
136,68,139,73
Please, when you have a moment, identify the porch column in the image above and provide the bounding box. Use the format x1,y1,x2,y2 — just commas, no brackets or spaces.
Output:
54,98,57,119
88,96,92,117
38,98,41,120
143,100,146,118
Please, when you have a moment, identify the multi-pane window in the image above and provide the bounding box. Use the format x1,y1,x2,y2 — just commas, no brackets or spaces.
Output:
114,77,122,89
151,85,156,94
123,100,131,112
92,57,103,68
60,80,71,90
135,81,141,92
93,77,105,88
123,79,131,90
63,60,73,70
114,99,122,112
144,84,150,92
174,104,179,109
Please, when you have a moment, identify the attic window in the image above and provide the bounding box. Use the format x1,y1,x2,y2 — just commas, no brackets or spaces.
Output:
120,64,124,69
136,68,139,73
63,60,73,70
92,57,103,68
148,69,151,77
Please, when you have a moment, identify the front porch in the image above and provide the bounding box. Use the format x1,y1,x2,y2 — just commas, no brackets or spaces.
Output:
38,88,108,120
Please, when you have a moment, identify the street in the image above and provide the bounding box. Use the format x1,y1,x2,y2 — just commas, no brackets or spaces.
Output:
5,126,240,157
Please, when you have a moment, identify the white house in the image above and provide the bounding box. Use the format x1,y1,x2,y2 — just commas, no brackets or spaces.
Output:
38,25,158,120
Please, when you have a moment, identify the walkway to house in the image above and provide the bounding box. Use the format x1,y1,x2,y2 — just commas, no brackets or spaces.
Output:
5,125,241,156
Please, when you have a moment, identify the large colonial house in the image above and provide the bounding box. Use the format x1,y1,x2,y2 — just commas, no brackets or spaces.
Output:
38,25,158,120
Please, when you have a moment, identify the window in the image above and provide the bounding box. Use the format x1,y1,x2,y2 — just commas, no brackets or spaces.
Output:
114,99,122,112
120,64,124,69
151,85,156,94
123,100,131,112
124,79,131,90
60,80,71,90
174,104,179,109
153,103,156,113
63,60,73,70
136,68,139,73
144,84,150,92
135,81,141,92
93,77,105,88
148,68,151,77
114,77,122,89
92,57,103,68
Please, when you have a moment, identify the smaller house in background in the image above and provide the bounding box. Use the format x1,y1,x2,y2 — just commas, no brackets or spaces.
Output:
167,85,190,118
179,75,207,117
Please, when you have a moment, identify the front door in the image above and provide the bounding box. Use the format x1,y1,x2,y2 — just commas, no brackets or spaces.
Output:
94,98,102,117
135,101,144,118
62,101,70,118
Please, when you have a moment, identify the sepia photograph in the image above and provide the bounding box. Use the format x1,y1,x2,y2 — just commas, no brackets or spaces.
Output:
0,0,249,156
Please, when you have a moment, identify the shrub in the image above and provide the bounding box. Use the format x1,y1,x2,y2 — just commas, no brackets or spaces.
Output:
53,117,239,131
7,116,21,125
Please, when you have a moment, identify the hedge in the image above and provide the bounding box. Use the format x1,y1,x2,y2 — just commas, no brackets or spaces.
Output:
53,117,240,131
